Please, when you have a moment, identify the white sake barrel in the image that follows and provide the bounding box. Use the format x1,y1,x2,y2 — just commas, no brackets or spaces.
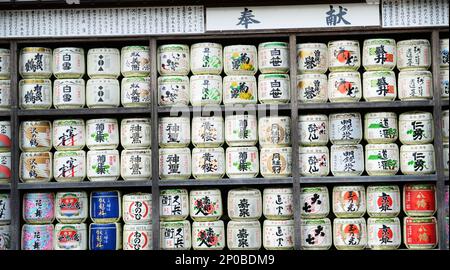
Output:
122,193,152,224
192,116,224,147
297,73,328,103
258,74,290,104
258,116,291,147
365,143,399,176
363,71,397,101
160,189,189,221
363,39,397,71
22,192,55,224
398,70,433,100
367,217,401,250
192,221,225,250
366,185,401,217
404,216,438,249
0,225,11,250
19,47,52,79
328,40,360,72
299,146,330,177
157,44,190,76
228,188,262,221
397,39,431,71
333,185,366,218
87,48,120,78
0,48,10,79
53,47,85,79
263,187,293,220
224,45,258,76
123,224,152,250
120,118,151,149
0,121,11,151
158,76,189,106
399,111,434,145
364,112,398,144
300,218,332,250
89,223,122,250
0,80,11,109
226,146,259,178
298,114,328,146
121,149,152,181
263,219,295,250
53,79,85,109
441,68,449,99
258,42,289,74
443,110,449,142
160,220,191,250
53,119,85,151
0,193,10,225
121,77,151,107
158,116,191,148
86,78,120,108
85,118,119,150
55,191,88,223
331,144,364,176
223,75,258,104
20,120,52,152
300,186,330,218
190,42,223,75
21,224,54,250
53,150,86,182
121,46,150,77
86,150,120,181
297,43,328,74
189,189,222,221
19,79,52,109
0,152,11,184
192,147,225,179
225,114,258,147
441,39,449,67
19,152,52,183
400,144,435,175
444,143,449,175
260,147,292,178
159,148,191,180
227,220,261,250
328,72,362,103
329,113,362,145
54,223,88,250
189,75,222,106
333,218,367,250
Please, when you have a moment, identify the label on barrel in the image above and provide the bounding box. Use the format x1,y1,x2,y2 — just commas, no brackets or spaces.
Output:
404,185,435,213
91,192,120,220
405,217,437,247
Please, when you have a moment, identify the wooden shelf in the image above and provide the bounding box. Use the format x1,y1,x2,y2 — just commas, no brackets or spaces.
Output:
17,180,152,190
17,107,151,117
298,175,438,184
159,177,293,187
298,100,434,111
0,184,10,190
0,110,11,117
158,104,292,114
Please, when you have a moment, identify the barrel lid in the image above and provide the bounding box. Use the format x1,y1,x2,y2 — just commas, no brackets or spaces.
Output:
365,112,397,118
399,111,433,120
299,146,329,154
299,114,328,121
365,143,399,150
397,39,430,46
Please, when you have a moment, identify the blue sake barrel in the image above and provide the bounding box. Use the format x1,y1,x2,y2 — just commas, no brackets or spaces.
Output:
90,191,121,223
89,223,121,250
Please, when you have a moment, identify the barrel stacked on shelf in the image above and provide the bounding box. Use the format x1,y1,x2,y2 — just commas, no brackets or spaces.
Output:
0,193,11,250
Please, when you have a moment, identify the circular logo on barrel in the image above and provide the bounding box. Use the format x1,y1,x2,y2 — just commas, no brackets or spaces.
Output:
128,201,149,221
59,194,81,216
303,193,324,214
344,224,361,246
58,226,80,249
343,191,360,212
305,225,327,246
335,48,357,66
127,231,148,250
377,192,393,212
377,225,394,245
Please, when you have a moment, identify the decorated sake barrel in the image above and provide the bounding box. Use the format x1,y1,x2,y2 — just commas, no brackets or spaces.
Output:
404,217,437,249
54,223,87,250
121,77,151,107
364,112,398,144
120,118,151,149
0,80,11,109
87,48,120,79
55,191,88,223
446,185,449,216
262,187,293,220
121,149,152,181
192,221,225,250
258,116,291,147
158,76,189,106
19,79,52,109
363,71,397,101
225,114,258,147
0,49,10,79
23,192,55,224
330,144,364,176
300,218,332,250
157,44,190,76
159,148,191,180
328,40,360,72
53,47,85,79
260,147,292,178
89,223,122,250
263,219,295,250
121,46,150,77
0,194,10,225
363,39,397,71
86,150,120,181
298,114,328,146
53,119,85,151
333,185,366,218
365,143,399,176
400,144,435,175
367,185,401,217
224,45,258,76
398,70,433,100
329,113,362,145
333,218,367,250
442,69,449,99
86,118,119,150
226,146,259,179
192,147,225,179
227,220,261,250
19,47,52,79
441,39,449,67
90,190,121,223
403,183,436,217
19,152,52,183
300,186,330,218
189,75,222,106
160,189,189,221
399,111,434,145
190,189,222,221
159,116,191,148
328,72,362,103
86,78,120,108
228,188,262,221
53,79,85,109
0,225,10,250
297,74,328,103
445,143,449,176
299,146,330,177
190,42,223,75
160,220,191,250
397,39,431,71
297,43,328,74
0,121,11,151
21,224,54,250
0,152,11,183
258,42,289,74
367,217,401,250
443,110,449,142
123,224,152,250
53,150,86,182
223,75,257,104
192,116,224,147
258,74,290,104
123,193,152,224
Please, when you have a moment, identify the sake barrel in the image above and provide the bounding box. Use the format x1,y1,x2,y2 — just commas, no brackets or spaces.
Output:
300,186,330,219
263,219,295,250
367,217,401,250
260,147,292,178
54,223,87,250
120,46,150,77
330,144,364,176
333,218,367,250
159,148,191,180
53,79,86,109
122,193,152,224
189,75,223,106
85,118,119,150
89,223,122,250
192,147,225,180
404,216,437,249
123,224,152,250
121,149,152,181
0,152,11,184
0,225,11,250
299,146,330,177
19,79,52,109
19,47,52,79
328,40,360,72
441,68,449,99
400,144,436,175
190,42,223,75
192,220,225,250
258,116,291,147
53,150,86,182
158,76,190,106
121,77,151,107
329,112,362,145
19,120,52,152
53,47,85,79
332,185,366,218
0,193,10,225
90,190,122,223
297,43,328,74
157,44,190,76
53,119,85,151
365,143,399,176
258,74,290,104
258,42,289,74
160,189,189,221
297,73,328,103
403,183,436,217
440,39,449,68
191,116,224,147
262,187,294,220
120,118,151,149
328,72,362,103
444,143,449,176
55,191,88,223
224,114,258,147
227,220,261,250
87,48,120,79
22,192,55,224
300,218,332,250
362,71,397,102
443,110,449,142
86,150,120,181
399,111,434,145
366,185,401,217
228,188,262,221
364,112,398,144
0,49,10,79
158,116,191,148
189,189,223,221
0,80,11,110
0,121,11,151
362,39,397,71
298,114,329,146
225,146,259,179
19,152,52,183
86,78,120,108
223,45,258,76
398,70,433,100
21,224,54,250
397,39,431,71
222,75,258,105
160,220,191,250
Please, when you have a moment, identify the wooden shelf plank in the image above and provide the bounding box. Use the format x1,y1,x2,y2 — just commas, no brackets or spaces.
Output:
17,107,151,117
17,180,152,190
299,175,438,184
159,178,293,187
